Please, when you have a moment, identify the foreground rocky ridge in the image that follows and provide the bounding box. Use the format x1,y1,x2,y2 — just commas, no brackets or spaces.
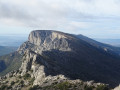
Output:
0,71,110,90
0,30,120,89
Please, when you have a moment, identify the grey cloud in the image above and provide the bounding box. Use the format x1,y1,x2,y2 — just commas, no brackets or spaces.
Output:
0,0,120,34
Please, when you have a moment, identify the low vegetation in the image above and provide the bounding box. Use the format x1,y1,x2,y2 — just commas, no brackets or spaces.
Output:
41,81,110,90
23,73,31,80
29,85,40,90
10,81,15,86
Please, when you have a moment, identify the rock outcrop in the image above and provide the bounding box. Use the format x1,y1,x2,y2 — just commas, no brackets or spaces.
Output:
114,85,120,90
18,30,71,54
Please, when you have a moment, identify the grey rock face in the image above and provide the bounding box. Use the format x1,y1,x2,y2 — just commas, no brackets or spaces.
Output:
18,30,71,55
19,49,67,85
28,30,71,51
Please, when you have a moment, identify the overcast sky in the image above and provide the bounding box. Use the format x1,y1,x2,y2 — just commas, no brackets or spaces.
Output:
0,0,120,39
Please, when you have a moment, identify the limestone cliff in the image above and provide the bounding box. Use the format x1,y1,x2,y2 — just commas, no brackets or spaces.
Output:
17,30,120,88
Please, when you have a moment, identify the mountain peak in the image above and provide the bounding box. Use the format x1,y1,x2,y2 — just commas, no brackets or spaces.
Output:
28,30,68,46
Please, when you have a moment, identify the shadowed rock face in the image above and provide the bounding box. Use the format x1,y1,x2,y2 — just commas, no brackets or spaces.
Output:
18,30,120,87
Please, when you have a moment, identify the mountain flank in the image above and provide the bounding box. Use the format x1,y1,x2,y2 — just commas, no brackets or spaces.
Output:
0,30,120,90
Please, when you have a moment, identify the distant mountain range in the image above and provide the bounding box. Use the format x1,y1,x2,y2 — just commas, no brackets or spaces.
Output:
0,35,27,46
0,46,17,56
95,38,120,47
0,30,120,90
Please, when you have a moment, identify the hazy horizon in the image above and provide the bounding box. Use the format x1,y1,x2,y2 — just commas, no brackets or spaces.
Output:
0,31,120,39
0,32,120,47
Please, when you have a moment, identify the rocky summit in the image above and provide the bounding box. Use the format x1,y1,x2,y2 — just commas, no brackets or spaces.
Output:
0,30,120,90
